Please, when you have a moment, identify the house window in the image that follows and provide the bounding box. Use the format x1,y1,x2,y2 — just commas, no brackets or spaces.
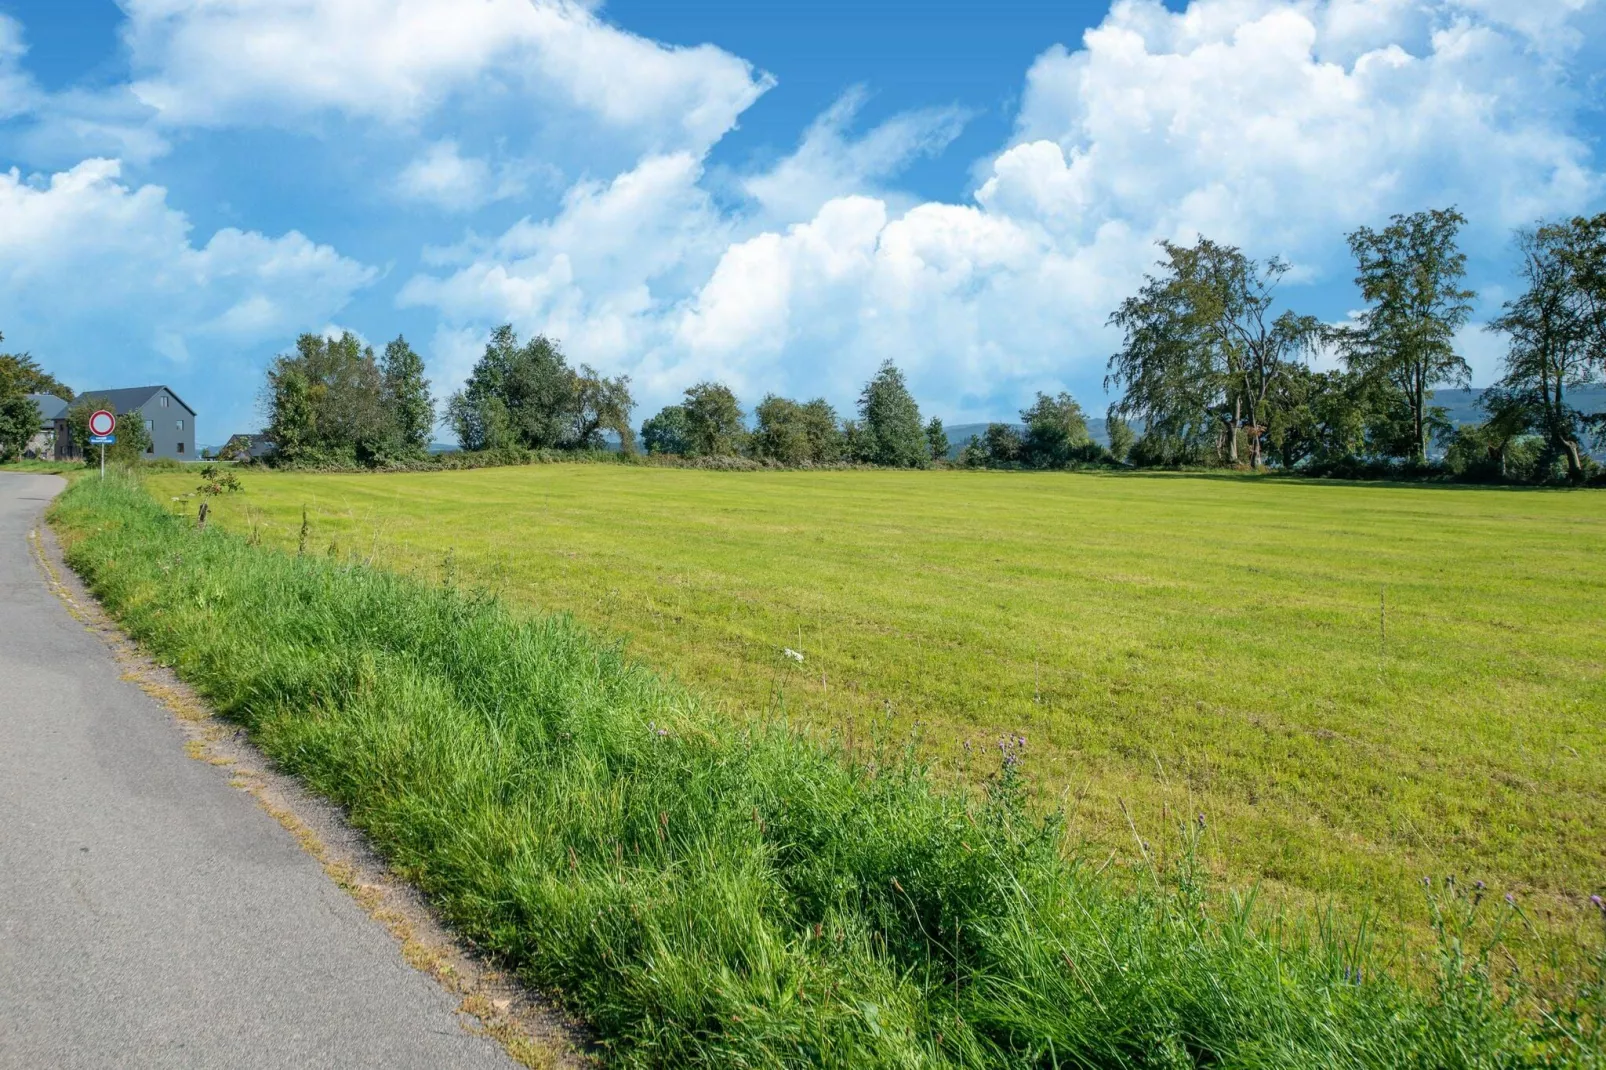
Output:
176,419,184,431
146,442,154,455
160,395,169,408
145,420,153,432
177,442,185,454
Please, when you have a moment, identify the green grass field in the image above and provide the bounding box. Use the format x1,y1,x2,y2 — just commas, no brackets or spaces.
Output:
143,464,1606,979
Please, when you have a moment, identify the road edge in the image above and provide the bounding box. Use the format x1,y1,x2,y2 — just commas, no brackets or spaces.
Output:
30,484,592,1070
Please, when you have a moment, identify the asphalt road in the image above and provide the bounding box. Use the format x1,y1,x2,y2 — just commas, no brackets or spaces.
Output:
0,473,517,1069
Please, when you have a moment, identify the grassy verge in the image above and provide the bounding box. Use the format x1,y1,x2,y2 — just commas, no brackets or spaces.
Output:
54,475,1603,1067
1,459,85,475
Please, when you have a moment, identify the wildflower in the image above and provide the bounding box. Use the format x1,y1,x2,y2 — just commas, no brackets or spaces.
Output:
1591,895,1604,914
1196,813,1206,831
782,647,805,663
1505,893,1516,905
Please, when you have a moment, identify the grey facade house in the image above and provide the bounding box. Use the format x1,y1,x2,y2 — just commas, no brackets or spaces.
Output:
81,386,198,461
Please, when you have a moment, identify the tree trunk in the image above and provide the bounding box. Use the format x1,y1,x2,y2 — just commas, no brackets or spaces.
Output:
1563,438,1583,482
1413,366,1427,464
1228,399,1240,465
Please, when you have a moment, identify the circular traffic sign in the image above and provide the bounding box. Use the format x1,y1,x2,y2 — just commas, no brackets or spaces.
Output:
88,409,116,437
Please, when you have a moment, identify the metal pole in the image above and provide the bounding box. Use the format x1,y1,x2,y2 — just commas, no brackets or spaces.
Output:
100,443,105,480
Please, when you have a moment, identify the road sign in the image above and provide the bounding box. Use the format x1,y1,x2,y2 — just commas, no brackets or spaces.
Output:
89,435,115,445
88,409,116,437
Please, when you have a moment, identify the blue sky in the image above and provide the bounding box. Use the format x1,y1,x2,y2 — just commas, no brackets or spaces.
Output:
0,0,1602,448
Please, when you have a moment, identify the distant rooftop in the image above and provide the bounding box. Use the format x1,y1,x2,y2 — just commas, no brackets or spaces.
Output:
26,393,69,422
78,386,195,416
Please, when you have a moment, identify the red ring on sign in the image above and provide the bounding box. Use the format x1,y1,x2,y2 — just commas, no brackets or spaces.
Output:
88,410,116,437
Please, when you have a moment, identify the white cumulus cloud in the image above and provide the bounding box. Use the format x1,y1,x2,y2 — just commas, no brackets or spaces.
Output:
402,0,1603,422
0,159,375,378
121,0,772,155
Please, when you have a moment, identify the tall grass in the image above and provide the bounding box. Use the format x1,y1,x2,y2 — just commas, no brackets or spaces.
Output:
54,475,1603,1068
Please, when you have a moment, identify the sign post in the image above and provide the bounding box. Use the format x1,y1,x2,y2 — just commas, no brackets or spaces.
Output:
88,410,117,479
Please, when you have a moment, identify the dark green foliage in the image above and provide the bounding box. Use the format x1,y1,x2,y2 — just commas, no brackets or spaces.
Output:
0,392,39,461
1129,429,1211,468
575,365,637,453
446,325,634,454
799,398,846,463
1483,215,1606,481
751,395,845,465
924,417,949,464
857,361,926,467
681,381,746,457
54,476,1606,1070
1107,238,1319,469
0,340,66,461
263,332,390,465
751,394,807,464
1443,420,1547,483
982,423,1023,466
1265,367,1371,469
67,394,153,465
1020,392,1099,468
1335,208,1475,463
0,346,74,400
1105,411,1135,464
641,404,692,455
380,336,435,459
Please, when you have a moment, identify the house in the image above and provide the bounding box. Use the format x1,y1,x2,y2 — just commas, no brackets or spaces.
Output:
24,394,70,459
218,432,276,461
82,386,198,462
15,385,198,461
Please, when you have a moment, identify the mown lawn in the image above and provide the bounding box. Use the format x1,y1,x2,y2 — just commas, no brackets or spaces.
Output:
144,463,1606,980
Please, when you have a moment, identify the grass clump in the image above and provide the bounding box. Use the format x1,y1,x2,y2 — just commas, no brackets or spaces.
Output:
54,475,1604,1067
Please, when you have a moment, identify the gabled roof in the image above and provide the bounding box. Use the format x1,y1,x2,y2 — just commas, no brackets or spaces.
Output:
77,386,196,416
26,393,69,422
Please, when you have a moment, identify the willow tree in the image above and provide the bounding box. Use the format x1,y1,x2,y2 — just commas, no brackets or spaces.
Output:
1485,214,1606,481
1335,208,1475,463
1107,238,1318,468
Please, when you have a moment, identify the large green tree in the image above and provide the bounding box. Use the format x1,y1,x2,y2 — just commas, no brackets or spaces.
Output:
924,417,949,464
1107,238,1318,468
263,332,389,464
752,395,810,465
857,361,926,467
1335,208,1475,463
1019,392,1095,468
573,365,637,452
0,340,38,460
682,382,746,457
381,336,435,459
447,326,632,453
641,405,691,455
751,395,844,465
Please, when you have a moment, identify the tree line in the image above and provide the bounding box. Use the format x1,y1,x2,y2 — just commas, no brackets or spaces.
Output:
249,207,1603,483
1106,209,1606,482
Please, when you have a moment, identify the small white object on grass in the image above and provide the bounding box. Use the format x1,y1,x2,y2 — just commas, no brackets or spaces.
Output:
782,648,805,663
